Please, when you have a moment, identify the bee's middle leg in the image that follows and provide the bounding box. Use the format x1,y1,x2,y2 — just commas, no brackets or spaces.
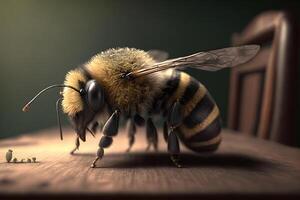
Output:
145,118,158,151
91,110,120,168
126,118,136,152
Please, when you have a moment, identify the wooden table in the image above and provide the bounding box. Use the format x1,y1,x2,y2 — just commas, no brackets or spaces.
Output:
0,127,300,200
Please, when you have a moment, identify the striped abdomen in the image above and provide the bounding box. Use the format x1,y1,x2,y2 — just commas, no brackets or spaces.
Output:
153,70,222,152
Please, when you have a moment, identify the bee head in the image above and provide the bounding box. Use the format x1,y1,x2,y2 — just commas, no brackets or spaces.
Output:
22,69,105,142
62,70,106,141
64,79,105,142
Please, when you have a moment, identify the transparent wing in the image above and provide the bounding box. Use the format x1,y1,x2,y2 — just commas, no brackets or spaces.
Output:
128,45,260,78
147,49,169,62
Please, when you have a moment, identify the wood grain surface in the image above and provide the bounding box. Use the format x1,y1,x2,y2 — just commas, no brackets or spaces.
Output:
0,127,300,199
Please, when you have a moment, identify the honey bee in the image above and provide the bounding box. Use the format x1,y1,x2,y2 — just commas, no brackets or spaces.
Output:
23,45,259,168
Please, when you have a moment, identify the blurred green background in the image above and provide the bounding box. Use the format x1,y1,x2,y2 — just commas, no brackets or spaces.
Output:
0,0,299,142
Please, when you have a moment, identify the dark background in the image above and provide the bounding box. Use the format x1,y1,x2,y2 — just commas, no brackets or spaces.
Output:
0,0,299,143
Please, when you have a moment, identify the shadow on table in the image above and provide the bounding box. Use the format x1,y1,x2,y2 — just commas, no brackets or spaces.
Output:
73,152,279,171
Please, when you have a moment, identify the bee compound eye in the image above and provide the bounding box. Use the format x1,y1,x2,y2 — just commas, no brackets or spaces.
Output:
86,80,104,111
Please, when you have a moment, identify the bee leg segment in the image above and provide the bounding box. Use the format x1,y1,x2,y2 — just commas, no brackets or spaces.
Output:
146,118,158,151
168,101,183,128
99,123,104,132
167,101,183,168
91,110,120,168
91,121,99,133
70,136,80,155
91,147,104,168
168,129,182,168
134,114,145,126
163,121,168,143
126,118,136,152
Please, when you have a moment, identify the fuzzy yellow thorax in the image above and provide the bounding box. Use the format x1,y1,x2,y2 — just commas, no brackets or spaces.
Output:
61,48,168,116
85,48,163,113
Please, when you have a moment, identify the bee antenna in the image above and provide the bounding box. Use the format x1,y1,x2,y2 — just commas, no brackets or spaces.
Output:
22,84,81,112
56,98,64,140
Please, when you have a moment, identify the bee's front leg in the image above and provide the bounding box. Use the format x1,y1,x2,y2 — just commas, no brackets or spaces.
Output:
70,136,80,155
167,101,183,168
91,110,120,168
91,121,99,133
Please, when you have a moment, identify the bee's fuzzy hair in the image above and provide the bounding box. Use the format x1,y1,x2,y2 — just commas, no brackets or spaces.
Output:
85,48,168,113
62,69,87,116
61,48,170,116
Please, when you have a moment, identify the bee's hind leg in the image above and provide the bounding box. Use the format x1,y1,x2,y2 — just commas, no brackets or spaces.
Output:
167,101,183,168
145,118,158,152
70,136,80,155
126,118,136,152
168,129,182,168
91,110,120,168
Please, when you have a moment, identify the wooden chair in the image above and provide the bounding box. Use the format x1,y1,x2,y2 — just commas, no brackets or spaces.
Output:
227,11,298,146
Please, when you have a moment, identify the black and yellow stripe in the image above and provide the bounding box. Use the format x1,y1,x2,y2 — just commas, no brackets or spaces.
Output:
150,70,181,114
151,70,222,152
